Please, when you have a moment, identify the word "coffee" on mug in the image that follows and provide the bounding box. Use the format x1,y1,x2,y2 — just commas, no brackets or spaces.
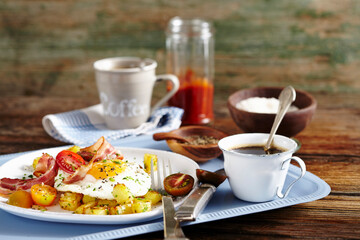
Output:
100,92,148,118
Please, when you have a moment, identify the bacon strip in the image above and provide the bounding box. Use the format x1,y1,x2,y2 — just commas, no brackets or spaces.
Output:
33,153,53,177
0,186,14,196
77,137,104,161
76,150,93,162
62,137,122,184
0,155,58,197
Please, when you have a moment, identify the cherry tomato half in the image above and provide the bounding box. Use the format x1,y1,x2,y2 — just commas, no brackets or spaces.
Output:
164,173,194,196
30,184,57,206
56,150,85,174
8,190,34,208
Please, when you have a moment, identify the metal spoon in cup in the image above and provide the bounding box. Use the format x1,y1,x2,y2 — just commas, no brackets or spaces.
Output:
264,86,296,153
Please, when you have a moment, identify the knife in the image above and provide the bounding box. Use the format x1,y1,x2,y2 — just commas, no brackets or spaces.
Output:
174,168,227,222
162,196,189,240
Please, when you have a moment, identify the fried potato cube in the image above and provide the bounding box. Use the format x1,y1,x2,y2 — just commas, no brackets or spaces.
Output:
109,203,133,215
97,199,118,207
82,195,97,204
112,184,133,205
67,145,81,153
84,206,109,215
59,192,83,211
132,198,152,213
143,154,157,174
32,157,41,170
74,202,96,214
143,190,162,205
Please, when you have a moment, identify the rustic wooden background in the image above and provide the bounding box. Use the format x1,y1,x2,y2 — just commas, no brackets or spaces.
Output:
0,0,359,104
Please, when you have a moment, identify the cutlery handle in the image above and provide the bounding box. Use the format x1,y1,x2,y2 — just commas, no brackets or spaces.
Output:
175,184,216,221
163,196,189,240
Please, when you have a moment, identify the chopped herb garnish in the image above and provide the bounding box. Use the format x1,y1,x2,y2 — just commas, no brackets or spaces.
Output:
123,176,134,181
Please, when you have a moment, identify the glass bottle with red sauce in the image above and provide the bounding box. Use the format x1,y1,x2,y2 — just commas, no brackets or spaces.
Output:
166,17,214,125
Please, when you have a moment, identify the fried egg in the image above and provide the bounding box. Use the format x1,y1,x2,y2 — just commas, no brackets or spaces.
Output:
54,159,151,200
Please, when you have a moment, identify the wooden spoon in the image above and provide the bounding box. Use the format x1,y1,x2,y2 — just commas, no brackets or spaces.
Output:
153,126,228,162
153,132,191,143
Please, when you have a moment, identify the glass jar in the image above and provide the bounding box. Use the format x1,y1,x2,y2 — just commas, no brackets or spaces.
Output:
166,17,214,125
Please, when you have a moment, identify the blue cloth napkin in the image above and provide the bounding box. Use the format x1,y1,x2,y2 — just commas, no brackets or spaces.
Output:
42,104,183,146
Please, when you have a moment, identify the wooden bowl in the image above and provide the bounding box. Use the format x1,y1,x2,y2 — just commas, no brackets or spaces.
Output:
227,87,317,137
154,126,228,163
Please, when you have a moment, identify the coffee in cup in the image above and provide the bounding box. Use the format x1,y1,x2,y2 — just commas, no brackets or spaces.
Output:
218,133,306,202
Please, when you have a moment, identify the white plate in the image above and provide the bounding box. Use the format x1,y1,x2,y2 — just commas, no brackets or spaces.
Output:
0,146,199,224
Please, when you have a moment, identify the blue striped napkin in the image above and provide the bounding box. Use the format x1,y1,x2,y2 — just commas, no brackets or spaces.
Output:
42,104,183,146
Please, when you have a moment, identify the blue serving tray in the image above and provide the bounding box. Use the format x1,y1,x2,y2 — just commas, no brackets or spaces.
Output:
0,135,330,240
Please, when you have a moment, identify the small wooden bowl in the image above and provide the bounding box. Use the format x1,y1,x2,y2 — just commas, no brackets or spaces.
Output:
227,87,317,137
154,126,228,163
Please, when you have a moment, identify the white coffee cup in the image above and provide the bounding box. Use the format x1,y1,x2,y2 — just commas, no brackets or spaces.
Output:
218,133,306,202
94,57,179,129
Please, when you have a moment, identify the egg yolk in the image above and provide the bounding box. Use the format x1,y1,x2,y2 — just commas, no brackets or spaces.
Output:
87,160,126,179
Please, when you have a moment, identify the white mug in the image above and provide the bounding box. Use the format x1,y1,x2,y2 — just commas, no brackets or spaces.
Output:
218,133,306,202
94,57,179,129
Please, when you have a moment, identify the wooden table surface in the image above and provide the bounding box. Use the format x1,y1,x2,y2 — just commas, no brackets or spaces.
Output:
0,91,359,239
1,1,360,239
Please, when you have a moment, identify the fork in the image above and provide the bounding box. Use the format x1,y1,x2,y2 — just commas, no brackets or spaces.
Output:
150,157,172,194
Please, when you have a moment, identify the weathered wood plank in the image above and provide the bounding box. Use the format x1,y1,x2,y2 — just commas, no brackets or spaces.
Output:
1,0,360,98
0,92,359,155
